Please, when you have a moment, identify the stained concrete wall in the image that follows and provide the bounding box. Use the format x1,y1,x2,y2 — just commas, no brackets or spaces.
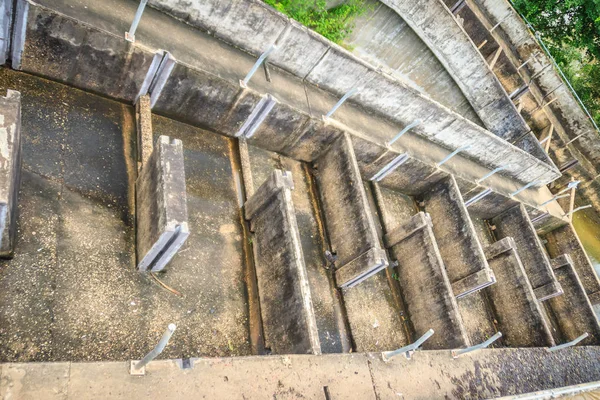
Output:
0,89,21,257
545,255,600,345
420,175,494,297
492,204,562,301
384,212,470,349
484,237,555,347
244,170,321,355
315,134,388,288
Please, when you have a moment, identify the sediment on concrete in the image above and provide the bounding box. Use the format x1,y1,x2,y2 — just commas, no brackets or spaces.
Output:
419,175,495,297
544,255,600,345
136,94,153,170
492,204,562,301
484,237,555,347
0,89,21,258
544,223,600,308
244,170,321,355
315,133,388,288
384,212,470,349
136,135,189,272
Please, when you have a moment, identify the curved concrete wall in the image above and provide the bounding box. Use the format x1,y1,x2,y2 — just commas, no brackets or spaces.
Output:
473,0,600,168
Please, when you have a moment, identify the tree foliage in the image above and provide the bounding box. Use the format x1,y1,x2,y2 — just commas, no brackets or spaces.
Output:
262,0,367,44
512,0,600,125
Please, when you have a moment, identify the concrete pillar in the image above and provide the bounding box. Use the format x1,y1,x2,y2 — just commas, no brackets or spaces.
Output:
0,90,22,258
315,133,389,288
136,135,189,272
244,170,321,355
420,176,495,297
384,212,470,350
545,255,600,345
492,204,562,301
484,238,555,347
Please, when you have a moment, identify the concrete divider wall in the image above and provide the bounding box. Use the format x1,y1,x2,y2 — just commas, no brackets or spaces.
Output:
545,255,600,345
0,90,21,257
315,133,389,288
492,204,562,301
244,170,321,355
13,0,561,188
420,175,495,297
484,237,555,347
544,224,600,308
384,212,470,349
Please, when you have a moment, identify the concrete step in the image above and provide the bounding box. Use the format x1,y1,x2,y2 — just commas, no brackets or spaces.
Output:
419,175,495,298
543,255,600,345
543,224,600,313
491,204,563,301
241,144,349,353
314,133,388,288
244,169,321,355
484,238,555,347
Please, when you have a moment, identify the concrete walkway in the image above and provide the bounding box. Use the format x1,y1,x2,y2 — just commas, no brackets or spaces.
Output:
2,347,600,399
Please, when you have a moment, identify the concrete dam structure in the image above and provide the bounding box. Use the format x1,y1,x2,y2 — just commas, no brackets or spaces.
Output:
1,0,600,398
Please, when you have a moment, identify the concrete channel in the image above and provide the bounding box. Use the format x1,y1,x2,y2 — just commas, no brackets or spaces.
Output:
0,0,600,398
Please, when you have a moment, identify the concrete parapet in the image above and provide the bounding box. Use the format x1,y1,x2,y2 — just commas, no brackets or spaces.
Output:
0,90,22,258
492,204,562,301
544,223,600,308
244,170,321,355
315,133,389,288
545,254,600,345
136,135,189,272
484,237,555,347
384,212,470,349
420,176,495,297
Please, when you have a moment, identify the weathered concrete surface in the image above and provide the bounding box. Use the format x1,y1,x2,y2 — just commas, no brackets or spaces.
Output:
544,223,600,307
244,145,349,353
135,94,153,170
315,133,388,288
4,347,600,399
545,255,600,345
0,89,21,257
420,176,494,297
385,212,470,349
25,0,561,187
136,135,189,272
244,170,321,355
484,237,555,347
492,204,562,301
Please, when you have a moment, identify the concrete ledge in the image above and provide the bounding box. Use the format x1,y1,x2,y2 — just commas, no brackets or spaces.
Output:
136,135,189,272
492,204,562,301
334,248,388,290
484,237,555,347
135,94,153,170
385,212,470,349
420,176,494,297
0,89,22,258
544,223,600,306
316,133,389,288
244,170,321,355
545,254,600,345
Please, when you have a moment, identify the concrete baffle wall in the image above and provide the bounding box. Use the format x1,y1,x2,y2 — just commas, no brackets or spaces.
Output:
244,170,321,355
384,212,470,349
492,204,562,301
0,90,22,258
420,175,495,297
315,133,389,288
136,135,189,272
545,255,600,345
544,223,600,310
484,237,555,347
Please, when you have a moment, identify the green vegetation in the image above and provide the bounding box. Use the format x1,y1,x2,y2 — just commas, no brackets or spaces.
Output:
262,0,368,44
512,0,600,125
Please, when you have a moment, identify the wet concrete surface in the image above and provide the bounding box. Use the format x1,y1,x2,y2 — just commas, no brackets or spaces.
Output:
0,68,251,361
